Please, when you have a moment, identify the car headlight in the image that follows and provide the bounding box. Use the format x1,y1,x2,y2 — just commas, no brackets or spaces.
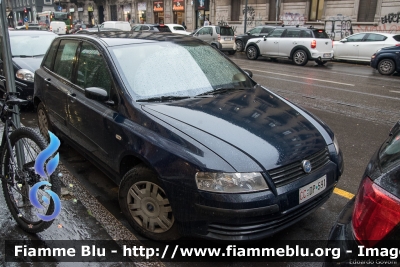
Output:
195,172,268,193
333,136,340,154
16,69,34,82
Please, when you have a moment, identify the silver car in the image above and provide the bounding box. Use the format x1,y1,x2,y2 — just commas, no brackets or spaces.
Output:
192,25,237,55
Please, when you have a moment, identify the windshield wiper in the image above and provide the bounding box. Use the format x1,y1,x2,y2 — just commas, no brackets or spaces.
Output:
136,96,191,102
12,54,45,58
195,87,253,97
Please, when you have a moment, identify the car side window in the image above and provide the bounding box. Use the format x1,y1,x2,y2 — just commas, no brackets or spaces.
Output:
53,40,79,81
379,132,400,171
198,28,207,35
132,25,140,31
249,27,262,35
300,30,312,38
43,40,59,70
347,33,366,42
284,29,301,38
268,28,285,37
141,25,149,31
75,42,112,96
260,27,274,34
364,33,387,42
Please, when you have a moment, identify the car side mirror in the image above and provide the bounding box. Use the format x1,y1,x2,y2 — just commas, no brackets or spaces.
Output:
246,32,250,35
85,87,108,102
242,69,253,78
263,35,267,41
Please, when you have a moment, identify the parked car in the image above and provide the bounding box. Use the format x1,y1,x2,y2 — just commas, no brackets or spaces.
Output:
132,24,171,32
70,23,87,34
15,23,44,30
75,28,122,34
235,25,277,52
191,25,237,55
370,45,400,75
100,21,131,31
245,26,333,66
164,24,191,35
0,30,57,102
327,120,400,264
50,21,67,35
34,32,343,241
333,32,400,62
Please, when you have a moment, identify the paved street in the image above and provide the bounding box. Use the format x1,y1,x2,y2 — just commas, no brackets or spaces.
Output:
1,56,398,266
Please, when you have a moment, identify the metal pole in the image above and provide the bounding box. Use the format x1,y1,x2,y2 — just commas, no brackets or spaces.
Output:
0,0,24,169
244,0,248,34
275,0,279,24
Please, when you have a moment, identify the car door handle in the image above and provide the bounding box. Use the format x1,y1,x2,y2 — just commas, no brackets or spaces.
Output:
68,93,76,103
68,93,76,97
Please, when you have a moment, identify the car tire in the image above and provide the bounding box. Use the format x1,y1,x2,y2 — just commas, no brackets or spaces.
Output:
37,102,52,142
236,40,244,52
293,49,308,66
228,50,236,55
119,164,181,241
377,59,396,75
246,45,259,60
315,60,327,65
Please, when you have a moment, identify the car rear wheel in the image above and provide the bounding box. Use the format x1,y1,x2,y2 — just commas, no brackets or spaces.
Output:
293,49,308,66
378,59,396,75
119,164,181,241
246,45,259,60
37,102,51,142
236,40,244,52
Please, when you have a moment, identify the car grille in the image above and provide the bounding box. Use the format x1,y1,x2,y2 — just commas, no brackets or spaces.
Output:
207,189,331,238
268,148,330,187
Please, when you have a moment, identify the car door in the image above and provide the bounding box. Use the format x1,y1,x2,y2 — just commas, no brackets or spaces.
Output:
360,33,389,61
42,39,80,135
67,41,122,170
280,28,302,57
259,28,285,56
334,33,366,60
195,27,212,44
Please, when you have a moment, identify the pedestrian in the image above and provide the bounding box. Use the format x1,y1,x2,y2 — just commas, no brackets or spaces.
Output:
45,15,50,28
182,21,187,29
204,17,209,26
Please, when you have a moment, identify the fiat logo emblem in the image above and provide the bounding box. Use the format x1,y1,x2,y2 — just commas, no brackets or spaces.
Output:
302,160,312,173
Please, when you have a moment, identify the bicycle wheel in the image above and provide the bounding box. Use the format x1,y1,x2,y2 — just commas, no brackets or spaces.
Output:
1,127,61,233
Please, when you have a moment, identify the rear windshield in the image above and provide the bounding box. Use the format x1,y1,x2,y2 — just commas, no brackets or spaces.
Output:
156,26,172,32
393,35,400,42
217,27,234,36
312,29,329,38
173,26,185,31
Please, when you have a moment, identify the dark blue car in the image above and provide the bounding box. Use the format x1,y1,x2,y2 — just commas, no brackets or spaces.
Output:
34,32,343,241
370,45,400,75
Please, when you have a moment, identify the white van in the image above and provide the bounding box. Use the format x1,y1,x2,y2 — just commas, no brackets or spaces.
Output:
100,21,131,31
50,21,67,35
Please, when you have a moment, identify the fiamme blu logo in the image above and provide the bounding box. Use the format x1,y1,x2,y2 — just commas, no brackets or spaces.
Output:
29,131,61,221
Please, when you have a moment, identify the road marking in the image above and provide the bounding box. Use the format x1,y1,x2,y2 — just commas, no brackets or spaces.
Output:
245,68,355,86
390,90,400,94
334,188,355,199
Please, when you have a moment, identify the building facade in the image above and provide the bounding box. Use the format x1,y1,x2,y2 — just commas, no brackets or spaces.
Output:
6,0,400,37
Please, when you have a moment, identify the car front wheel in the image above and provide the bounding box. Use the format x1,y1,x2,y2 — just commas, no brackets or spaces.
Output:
246,45,259,60
119,164,181,241
293,49,308,66
378,59,396,75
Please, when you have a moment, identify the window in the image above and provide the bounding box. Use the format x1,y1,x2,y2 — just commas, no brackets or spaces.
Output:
268,28,285,37
249,27,262,35
198,27,210,35
269,0,277,21
261,27,275,34
76,42,112,95
346,33,366,42
393,35,400,42
379,132,400,171
284,29,301,38
231,0,241,21
309,0,324,21
364,33,387,42
43,40,59,70
358,0,378,22
312,29,329,38
301,30,312,38
53,40,79,81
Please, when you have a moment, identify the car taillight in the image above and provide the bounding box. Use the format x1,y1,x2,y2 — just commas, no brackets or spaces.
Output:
352,177,400,247
218,34,220,41
311,40,316,49
396,43,400,47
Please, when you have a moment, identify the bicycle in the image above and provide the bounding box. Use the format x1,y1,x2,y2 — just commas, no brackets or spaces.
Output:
0,92,60,233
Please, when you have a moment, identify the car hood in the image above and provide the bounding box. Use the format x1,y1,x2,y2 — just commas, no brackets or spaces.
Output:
12,56,43,72
141,86,331,171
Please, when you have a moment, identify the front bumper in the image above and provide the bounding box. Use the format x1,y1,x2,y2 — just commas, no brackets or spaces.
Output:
161,160,340,240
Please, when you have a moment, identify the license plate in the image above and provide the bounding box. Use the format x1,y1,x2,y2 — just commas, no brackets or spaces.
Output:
299,175,327,204
323,53,331,58
224,38,232,41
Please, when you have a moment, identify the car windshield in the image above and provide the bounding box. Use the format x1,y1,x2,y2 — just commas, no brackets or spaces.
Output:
10,35,56,56
110,42,255,100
